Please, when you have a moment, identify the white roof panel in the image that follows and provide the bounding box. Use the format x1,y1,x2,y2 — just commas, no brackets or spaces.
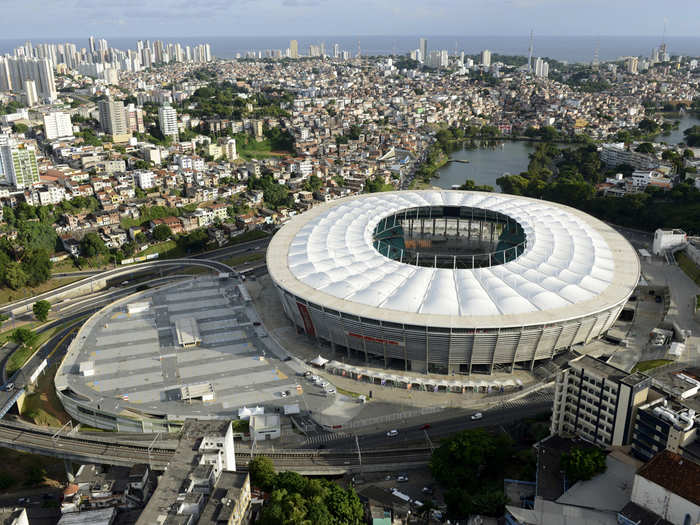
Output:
269,191,638,325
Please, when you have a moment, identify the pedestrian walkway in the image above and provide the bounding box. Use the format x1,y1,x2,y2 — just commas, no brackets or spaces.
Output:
486,387,554,415
303,431,353,446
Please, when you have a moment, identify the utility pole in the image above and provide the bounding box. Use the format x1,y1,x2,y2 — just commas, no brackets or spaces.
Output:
424,429,435,453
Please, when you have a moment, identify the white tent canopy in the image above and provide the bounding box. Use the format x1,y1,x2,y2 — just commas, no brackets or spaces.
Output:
310,355,329,367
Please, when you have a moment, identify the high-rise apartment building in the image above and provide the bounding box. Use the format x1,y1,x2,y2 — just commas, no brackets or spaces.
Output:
534,57,549,78
481,49,491,67
24,80,38,106
225,138,238,161
125,104,145,134
0,141,40,189
550,355,651,448
419,38,428,63
290,40,299,59
98,99,130,142
627,56,639,74
0,56,57,102
43,111,73,140
158,105,178,140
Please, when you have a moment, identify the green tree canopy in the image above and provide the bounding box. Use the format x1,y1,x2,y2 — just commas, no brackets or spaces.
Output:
430,429,514,518
248,457,276,492
32,300,51,322
152,224,172,242
10,327,38,348
80,232,108,258
561,447,607,484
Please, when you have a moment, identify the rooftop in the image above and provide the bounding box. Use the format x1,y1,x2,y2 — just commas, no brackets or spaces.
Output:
569,355,630,383
55,277,301,422
268,191,639,328
636,451,700,505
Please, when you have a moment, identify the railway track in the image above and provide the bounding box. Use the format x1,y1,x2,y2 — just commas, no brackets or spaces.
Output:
0,419,431,470
0,421,174,466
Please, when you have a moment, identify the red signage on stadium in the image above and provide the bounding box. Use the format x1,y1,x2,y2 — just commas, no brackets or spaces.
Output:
296,302,316,337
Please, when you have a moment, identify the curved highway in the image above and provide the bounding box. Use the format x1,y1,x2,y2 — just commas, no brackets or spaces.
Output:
0,236,270,317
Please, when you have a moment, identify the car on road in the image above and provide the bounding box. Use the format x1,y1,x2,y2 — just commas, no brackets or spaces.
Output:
419,423,431,430
280,391,288,398
470,412,483,420
422,486,434,495
387,429,399,437
385,475,392,481
397,474,408,482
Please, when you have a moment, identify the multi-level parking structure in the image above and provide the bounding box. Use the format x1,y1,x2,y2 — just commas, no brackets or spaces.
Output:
267,190,639,375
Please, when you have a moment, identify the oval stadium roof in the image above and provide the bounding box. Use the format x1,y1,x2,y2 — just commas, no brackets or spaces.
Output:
268,191,639,329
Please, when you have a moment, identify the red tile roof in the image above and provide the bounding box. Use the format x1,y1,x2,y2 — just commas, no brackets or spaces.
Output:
637,450,700,505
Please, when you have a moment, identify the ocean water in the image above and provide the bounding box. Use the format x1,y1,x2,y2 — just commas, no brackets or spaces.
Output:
1,35,700,63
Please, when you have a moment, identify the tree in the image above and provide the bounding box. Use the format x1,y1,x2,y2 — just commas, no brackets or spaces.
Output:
32,300,51,322
80,232,108,258
561,447,607,484
10,327,38,349
430,429,514,518
248,457,276,491
3,263,28,290
152,224,172,242
635,142,655,154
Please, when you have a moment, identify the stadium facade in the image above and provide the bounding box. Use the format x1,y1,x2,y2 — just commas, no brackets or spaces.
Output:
267,191,639,374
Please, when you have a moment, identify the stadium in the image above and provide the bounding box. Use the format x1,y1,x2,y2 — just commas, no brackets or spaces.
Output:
267,190,640,375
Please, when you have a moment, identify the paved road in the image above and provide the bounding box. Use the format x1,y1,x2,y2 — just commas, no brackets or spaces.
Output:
299,389,553,450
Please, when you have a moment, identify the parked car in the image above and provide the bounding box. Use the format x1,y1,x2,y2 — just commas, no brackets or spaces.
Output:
397,474,408,482
470,412,483,420
419,423,431,430
387,429,399,437
422,486,434,495
2,383,14,392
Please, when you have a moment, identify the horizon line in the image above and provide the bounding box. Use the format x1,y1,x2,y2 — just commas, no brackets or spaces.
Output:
1,34,699,40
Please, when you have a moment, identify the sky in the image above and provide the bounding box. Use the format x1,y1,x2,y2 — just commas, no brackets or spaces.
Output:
0,0,698,39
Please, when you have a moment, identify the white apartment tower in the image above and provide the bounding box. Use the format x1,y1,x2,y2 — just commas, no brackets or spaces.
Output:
43,111,73,140
225,138,238,161
481,49,492,67
158,104,178,141
0,141,40,189
419,38,428,63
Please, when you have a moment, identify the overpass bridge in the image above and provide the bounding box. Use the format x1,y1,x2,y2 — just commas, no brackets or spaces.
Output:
0,257,238,318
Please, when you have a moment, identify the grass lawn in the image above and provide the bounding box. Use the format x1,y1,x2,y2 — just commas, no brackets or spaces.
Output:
632,359,673,373
0,322,41,346
222,252,265,267
336,386,362,398
138,240,184,258
676,252,700,287
20,362,71,428
0,276,84,307
238,138,291,160
6,320,82,376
